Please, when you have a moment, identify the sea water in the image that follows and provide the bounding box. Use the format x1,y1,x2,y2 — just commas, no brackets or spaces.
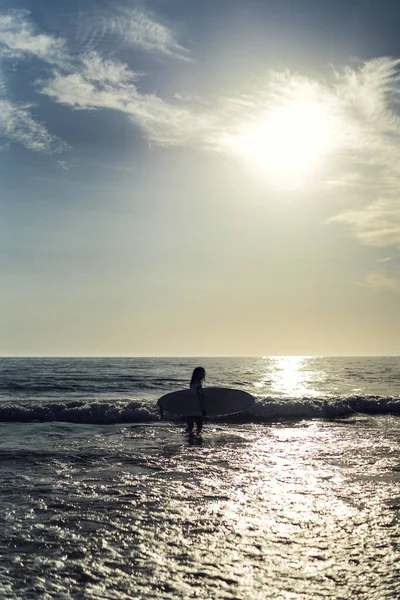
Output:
0,357,399,599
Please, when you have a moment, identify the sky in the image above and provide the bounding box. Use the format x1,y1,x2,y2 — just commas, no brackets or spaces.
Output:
1,0,400,357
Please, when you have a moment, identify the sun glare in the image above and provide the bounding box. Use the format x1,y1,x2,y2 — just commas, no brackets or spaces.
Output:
224,97,337,182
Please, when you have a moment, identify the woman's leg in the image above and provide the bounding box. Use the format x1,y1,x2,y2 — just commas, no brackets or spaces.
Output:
186,417,195,432
195,417,203,433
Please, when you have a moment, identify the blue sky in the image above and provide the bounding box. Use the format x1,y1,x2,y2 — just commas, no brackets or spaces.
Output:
2,0,400,356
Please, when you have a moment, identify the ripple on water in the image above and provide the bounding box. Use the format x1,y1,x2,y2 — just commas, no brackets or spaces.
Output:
0,418,399,599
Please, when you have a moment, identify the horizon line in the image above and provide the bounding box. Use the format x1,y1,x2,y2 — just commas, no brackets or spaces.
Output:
1,354,399,359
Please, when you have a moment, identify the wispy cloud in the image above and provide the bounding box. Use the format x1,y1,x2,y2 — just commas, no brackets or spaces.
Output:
362,273,400,293
0,11,68,152
220,59,400,247
0,140,10,151
0,63,66,153
3,4,400,247
116,7,191,61
67,4,190,61
0,10,66,63
0,8,193,151
322,59,400,248
377,257,395,263
0,6,190,64
56,160,74,171
0,70,7,95
330,199,400,247
0,99,67,153
39,51,213,146
37,52,400,207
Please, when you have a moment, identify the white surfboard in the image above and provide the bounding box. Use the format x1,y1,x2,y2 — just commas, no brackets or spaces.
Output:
157,387,254,417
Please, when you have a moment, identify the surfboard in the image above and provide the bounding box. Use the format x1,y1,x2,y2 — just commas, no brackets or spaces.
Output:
157,387,254,417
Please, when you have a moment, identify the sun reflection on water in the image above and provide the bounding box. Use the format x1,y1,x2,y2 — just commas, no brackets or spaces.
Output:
255,356,323,397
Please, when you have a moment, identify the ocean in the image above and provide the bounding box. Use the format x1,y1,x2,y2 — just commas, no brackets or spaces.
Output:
0,356,399,599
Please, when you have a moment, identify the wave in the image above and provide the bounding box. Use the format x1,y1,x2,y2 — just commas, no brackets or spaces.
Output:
0,395,399,424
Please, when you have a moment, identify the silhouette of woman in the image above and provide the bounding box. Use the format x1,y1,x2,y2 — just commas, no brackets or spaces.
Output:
186,367,206,434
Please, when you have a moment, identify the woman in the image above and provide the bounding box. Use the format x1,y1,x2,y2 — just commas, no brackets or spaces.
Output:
186,366,206,434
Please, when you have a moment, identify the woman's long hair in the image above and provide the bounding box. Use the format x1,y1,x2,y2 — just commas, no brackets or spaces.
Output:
190,367,206,386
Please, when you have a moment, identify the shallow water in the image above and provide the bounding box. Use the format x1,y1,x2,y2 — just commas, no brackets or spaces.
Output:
1,416,399,599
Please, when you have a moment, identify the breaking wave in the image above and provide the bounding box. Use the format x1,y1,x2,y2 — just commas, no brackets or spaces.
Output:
0,395,399,424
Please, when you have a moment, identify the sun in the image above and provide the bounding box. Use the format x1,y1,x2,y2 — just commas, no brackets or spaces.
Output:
223,97,337,182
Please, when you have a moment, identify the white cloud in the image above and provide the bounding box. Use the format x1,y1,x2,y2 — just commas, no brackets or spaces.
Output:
75,5,191,61
0,10,69,152
362,273,400,293
0,10,66,63
118,7,191,61
0,9,193,151
329,199,400,247
0,6,190,65
40,51,214,146
321,59,400,247
80,52,136,85
0,99,67,153
2,3,400,239
377,257,395,263
0,61,67,153
0,70,7,95
38,54,400,202
56,160,74,171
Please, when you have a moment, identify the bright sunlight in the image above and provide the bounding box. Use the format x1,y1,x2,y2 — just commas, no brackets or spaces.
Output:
224,96,339,182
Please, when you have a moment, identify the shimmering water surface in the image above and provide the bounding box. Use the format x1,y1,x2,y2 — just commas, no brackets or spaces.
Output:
0,357,399,599
2,356,400,402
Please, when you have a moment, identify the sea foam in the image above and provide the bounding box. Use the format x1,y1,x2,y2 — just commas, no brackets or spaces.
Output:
0,395,398,424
